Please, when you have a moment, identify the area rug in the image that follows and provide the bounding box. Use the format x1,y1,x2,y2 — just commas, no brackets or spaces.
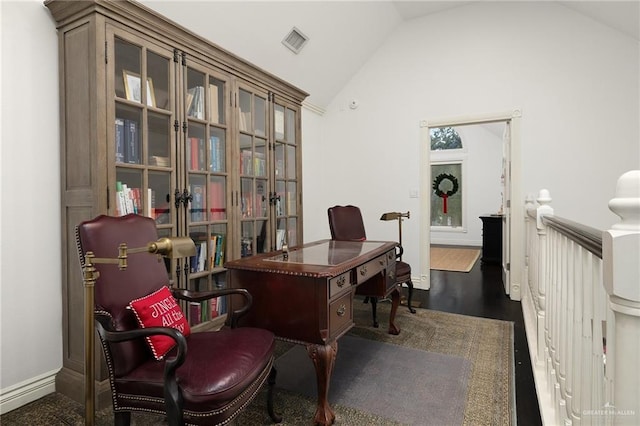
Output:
166,301,518,425
431,247,481,272
275,334,471,425
1,302,514,426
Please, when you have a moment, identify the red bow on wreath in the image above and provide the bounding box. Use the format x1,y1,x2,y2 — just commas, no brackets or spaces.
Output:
432,173,459,214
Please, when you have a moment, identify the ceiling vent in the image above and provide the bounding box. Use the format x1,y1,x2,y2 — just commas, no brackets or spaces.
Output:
282,27,309,54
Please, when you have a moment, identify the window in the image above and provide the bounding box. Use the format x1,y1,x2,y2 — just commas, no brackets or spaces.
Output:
431,162,462,227
430,127,462,151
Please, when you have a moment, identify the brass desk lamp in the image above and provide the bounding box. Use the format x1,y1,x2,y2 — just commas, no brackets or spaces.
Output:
82,236,196,426
380,211,410,260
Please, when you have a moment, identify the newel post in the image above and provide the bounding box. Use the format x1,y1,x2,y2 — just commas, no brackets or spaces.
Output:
536,189,553,313
603,170,640,425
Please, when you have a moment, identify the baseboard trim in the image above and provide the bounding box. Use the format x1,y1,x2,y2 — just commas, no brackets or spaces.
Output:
0,369,59,414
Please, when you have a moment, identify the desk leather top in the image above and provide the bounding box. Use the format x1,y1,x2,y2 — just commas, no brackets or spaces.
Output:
224,239,396,278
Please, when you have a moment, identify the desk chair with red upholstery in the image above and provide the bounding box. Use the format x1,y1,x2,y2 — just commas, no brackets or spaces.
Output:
76,214,281,426
327,205,415,328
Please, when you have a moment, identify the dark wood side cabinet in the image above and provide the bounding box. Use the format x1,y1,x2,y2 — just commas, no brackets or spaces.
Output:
480,215,503,264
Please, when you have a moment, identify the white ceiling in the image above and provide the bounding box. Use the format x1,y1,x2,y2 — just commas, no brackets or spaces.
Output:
141,1,639,110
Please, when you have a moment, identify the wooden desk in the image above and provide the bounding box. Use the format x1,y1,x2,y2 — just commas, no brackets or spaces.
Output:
225,239,400,425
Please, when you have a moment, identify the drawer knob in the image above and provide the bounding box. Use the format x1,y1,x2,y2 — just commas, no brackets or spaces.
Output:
360,266,367,275
379,259,385,266
337,275,346,287
337,304,346,317
389,270,395,280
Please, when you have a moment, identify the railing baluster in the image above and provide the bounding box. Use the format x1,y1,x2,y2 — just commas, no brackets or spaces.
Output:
522,170,640,426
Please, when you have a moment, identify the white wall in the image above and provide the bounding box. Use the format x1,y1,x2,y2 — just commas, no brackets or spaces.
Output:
309,1,640,279
1,0,638,413
1,0,62,411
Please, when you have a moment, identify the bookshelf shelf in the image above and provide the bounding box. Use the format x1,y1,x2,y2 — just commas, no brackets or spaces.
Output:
46,0,307,409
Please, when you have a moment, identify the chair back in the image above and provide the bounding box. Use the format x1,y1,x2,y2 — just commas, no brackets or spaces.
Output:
327,205,367,241
76,214,170,374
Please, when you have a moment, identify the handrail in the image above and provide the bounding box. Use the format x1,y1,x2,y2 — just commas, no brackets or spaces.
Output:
541,215,602,258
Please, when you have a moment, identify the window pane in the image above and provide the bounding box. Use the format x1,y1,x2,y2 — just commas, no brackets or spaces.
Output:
431,163,462,227
430,127,462,151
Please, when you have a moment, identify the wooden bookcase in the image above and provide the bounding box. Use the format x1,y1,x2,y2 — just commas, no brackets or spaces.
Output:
45,0,307,407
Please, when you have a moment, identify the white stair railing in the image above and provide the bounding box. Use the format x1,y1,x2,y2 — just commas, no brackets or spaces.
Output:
523,170,640,426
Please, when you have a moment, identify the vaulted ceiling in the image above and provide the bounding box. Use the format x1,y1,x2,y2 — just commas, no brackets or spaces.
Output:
141,1,639,111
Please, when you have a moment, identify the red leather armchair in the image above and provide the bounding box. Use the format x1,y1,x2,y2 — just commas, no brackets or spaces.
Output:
328,205,415,328
76,214,280,426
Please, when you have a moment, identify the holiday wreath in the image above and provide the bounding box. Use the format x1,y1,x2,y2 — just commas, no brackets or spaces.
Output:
432,173,459,213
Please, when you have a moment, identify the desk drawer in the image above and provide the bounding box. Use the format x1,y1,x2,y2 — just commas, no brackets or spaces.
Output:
356,254,388,284
329,271,351,298
329,291,353,336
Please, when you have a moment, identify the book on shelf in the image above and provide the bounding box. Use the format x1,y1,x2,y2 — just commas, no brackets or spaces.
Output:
190,184,205,222
209,83,219,123
189,238,208,273
209,136,223,172
145,188,153,218
208,181,226,220
187,86,204,120
189,302,201,326
240,149,253,175
197,241,206,272
238,110,251,132
208,234,226,268
214,276,227,315
115,181,126,215
149,155,169,167
115,181,142,216
124,119,140,164
189,137,204,170
200,300,209,323
255,182,266,217
253,151,266,176
240,194,253,218
209,235,218,269
115,118,125,163
214,234,225,267
210,297,218,318
240,150,265,177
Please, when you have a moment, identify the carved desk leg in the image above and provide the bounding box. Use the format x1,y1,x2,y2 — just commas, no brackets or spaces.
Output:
307,341,338,425
387,287,401,335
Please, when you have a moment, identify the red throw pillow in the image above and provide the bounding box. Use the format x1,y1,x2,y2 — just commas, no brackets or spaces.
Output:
129,286,190,360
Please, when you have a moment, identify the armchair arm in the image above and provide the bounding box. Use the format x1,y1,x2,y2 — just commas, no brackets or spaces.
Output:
94,314,187,422
396,245,404,260
171,287,253,328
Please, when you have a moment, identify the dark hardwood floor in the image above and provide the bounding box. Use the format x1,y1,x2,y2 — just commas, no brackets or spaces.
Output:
409,256,542,426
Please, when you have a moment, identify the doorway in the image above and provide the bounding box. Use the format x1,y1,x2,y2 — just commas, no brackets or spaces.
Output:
419,110,523,301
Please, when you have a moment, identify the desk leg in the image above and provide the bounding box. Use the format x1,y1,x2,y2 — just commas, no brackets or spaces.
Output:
306,341,338,425
388,287,401,335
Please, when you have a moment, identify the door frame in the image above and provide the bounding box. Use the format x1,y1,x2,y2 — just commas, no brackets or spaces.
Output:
419,110,523,300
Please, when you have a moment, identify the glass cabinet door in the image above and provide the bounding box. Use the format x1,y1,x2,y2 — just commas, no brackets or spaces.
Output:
112,33,175,234
184,64,230,292
237,86,269,257
273,101,300,248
